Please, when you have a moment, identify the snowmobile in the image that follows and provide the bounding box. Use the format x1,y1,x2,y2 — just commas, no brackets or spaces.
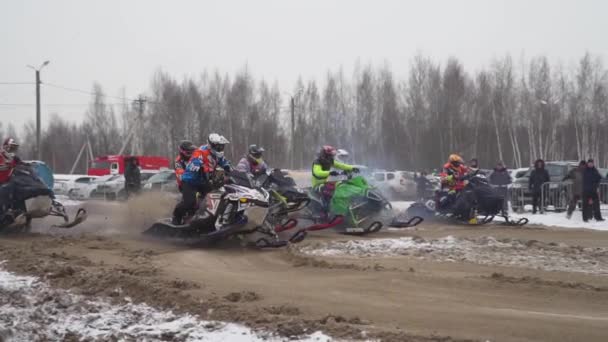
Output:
143,169,306,248
401,170,528,226
250,169,311,234
297,170,423,235
0,164,87,233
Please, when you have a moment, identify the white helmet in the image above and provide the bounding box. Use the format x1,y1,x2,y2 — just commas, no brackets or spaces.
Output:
208,133,230,158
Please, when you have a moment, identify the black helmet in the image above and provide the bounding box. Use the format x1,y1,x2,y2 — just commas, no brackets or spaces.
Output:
179,140,197,158
248,144,265,162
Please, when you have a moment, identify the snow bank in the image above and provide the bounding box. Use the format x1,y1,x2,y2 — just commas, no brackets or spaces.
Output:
300,236,608,275
511,212,608,231
389,200,608,231
0,266,332,342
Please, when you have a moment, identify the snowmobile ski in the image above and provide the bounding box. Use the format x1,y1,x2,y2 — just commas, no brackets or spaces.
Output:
52,208,88,229
341,221,383,236
496,215,529,227
389,215,424,228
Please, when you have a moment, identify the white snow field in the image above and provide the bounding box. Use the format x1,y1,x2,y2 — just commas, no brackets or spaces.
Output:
390,201,608,231
299,235,608,275
0,266,332,342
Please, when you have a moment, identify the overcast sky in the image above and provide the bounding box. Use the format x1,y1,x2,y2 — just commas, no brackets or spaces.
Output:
1,0,607,131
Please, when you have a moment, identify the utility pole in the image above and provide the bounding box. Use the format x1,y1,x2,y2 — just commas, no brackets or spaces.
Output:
35,70,41,160
27,61,49,161
133,95,146,155
119,95,146,156
290,96,295,169
286,88,303,170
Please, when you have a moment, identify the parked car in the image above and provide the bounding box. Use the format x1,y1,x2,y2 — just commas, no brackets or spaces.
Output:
508,168,529,183
92,171,157,200
510,161,578,212
70,175,121,200
142,170,178,193
369,170,417,199
54,175,99,197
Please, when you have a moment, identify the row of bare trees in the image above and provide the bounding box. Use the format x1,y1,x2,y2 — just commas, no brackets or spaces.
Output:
10,53,608,174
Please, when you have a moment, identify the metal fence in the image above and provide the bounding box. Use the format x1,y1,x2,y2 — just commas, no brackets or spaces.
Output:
540,182,571,213
600,183,608,205
510,182,608,214
509,182,572,213
509,186,527,213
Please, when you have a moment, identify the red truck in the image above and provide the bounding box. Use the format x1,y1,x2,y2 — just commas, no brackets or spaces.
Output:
88,155,170,176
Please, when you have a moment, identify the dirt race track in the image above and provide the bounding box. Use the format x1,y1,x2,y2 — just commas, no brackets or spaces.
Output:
1,195,608,342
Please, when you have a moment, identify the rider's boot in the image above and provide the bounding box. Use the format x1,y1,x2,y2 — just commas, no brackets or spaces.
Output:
0,211,15,226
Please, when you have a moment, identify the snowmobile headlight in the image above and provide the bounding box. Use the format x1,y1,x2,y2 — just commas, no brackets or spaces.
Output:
240,198,249,203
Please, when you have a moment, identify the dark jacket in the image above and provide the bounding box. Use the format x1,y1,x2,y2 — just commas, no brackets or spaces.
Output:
124,163,141,188
563,168,584,196
583,167,602,194
489,168,512,186
415,174,431,193
528,167,550,192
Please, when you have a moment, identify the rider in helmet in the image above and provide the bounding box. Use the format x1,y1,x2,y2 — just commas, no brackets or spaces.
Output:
440,154,468,193
172,133,232,225
311,146,359,207
438,154,472,219
0,138,20,185
236,144,268,176
0,138,22,220
174,140,197,191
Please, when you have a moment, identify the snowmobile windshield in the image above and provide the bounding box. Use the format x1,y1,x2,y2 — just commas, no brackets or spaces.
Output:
10,165,53,202
229,171,254,188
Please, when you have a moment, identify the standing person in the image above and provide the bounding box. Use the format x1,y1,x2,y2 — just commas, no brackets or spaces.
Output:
124,157,141,198
489,161,512,215
415,171,431,201
528,159,550,214
563,161,586,219
469,158,480,174
582,159,605,222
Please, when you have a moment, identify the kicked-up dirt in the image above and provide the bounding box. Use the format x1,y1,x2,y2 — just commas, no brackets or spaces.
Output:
1,197,608,342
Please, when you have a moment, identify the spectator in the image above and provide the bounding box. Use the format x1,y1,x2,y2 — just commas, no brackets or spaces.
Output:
124,157,141,198
563,160,586,219
489,161,512,215
528,159,550,214
582,159,604,222
415,171,432,200
469,158,480,173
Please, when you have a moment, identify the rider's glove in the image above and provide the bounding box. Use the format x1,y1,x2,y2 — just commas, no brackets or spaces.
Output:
329,171,339,176
223,164,232,173
446,175,455,184
352,167,360,173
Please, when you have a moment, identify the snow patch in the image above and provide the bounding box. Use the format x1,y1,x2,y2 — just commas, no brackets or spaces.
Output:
389,200,608,231
300,236,608,275
0,266,332,342
511,211,608,231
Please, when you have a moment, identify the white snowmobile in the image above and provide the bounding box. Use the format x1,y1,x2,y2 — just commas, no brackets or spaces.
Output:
143,169,306,248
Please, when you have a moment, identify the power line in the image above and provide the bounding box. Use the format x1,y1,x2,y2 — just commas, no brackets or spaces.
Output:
42,82,159,104
0,103,125,106
0,82,34,85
